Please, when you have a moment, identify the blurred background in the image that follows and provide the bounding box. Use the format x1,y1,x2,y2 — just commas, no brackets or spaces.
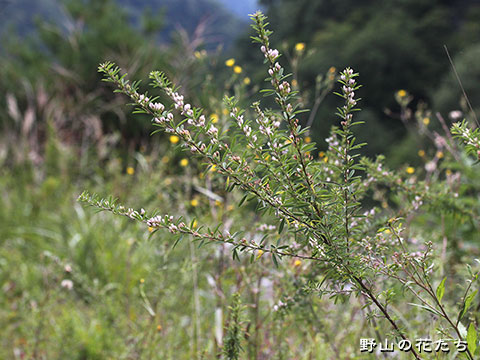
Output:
1,0,479,163
0,0,479,358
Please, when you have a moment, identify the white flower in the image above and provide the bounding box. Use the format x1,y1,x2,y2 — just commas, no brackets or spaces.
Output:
425,161,436,172
207,125,218,136
449,110,463,120
149,102,164,112
61,279,73,290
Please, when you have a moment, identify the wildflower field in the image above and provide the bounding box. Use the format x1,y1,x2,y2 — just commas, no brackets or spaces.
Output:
1,1,480,359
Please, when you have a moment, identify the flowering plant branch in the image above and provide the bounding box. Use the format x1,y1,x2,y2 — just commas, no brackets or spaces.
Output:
78,11,480,359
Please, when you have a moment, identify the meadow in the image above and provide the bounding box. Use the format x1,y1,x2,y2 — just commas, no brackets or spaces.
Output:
1,2,480,359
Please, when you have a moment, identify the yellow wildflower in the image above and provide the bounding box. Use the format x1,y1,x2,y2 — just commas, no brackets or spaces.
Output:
192,219,198,228
190,198,199,207
243,77,251,85
418,150,425,157
294,259,302,267
323,156,328,163
157,325,162,332
446,169,452,176
126,167,135,175
169,135,180,144
318,151,325,158
148,227,154,233
423,117,430,126
256,249,264,259
215,200,222,207
295,42,306,52
140,278,145,284
397,89,407,97
194,51,202,59
210,164,217,172
180,158,189,167
210,113,219,124
222,108,229,116
328,66,336,73
225,58,235,67
305,136,311,143
406,167,415,174
292,79,298,87
436,151,444,159
233,65,242,74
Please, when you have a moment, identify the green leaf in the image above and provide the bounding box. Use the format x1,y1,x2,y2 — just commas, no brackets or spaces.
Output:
459,290,478,322
408,303,442,317
436,277,446,303
467,323,477,355
278,218,285,234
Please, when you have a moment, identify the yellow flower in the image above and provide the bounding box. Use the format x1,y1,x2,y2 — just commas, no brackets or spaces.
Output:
323,156,328,163
243,77,251,85
126,167,135,175
148,227,154,233
192,219,198,228
418,150,425,157
169,135,180,144
406,167,415,174
305,136,311,143
227,204,234,212
328,66,336,74
140,278,145,284
397,89,407,97
318,151,325,158
225,58,235,67
233,65,242,74
256,249,264,259
210,164,217,172
210,113,219,124
215,200,222,207
194,51,202,59
180,158,189,167
222,108,229,116
295,42,306,52
446,169,452,176
423,117,430,126
157,324,162,332
436,151,444,159
190,198,199,207
292,79,298,87
294,259,302,267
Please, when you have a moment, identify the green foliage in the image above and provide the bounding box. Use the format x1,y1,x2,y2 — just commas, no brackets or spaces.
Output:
2,4,480,360
222,293,244,360
237,0,480,159
78,11,480,360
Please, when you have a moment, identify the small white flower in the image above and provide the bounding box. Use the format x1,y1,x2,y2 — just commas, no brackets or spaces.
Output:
61,279,73,290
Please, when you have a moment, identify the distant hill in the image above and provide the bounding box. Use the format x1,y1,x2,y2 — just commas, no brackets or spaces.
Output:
0,0,252,50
